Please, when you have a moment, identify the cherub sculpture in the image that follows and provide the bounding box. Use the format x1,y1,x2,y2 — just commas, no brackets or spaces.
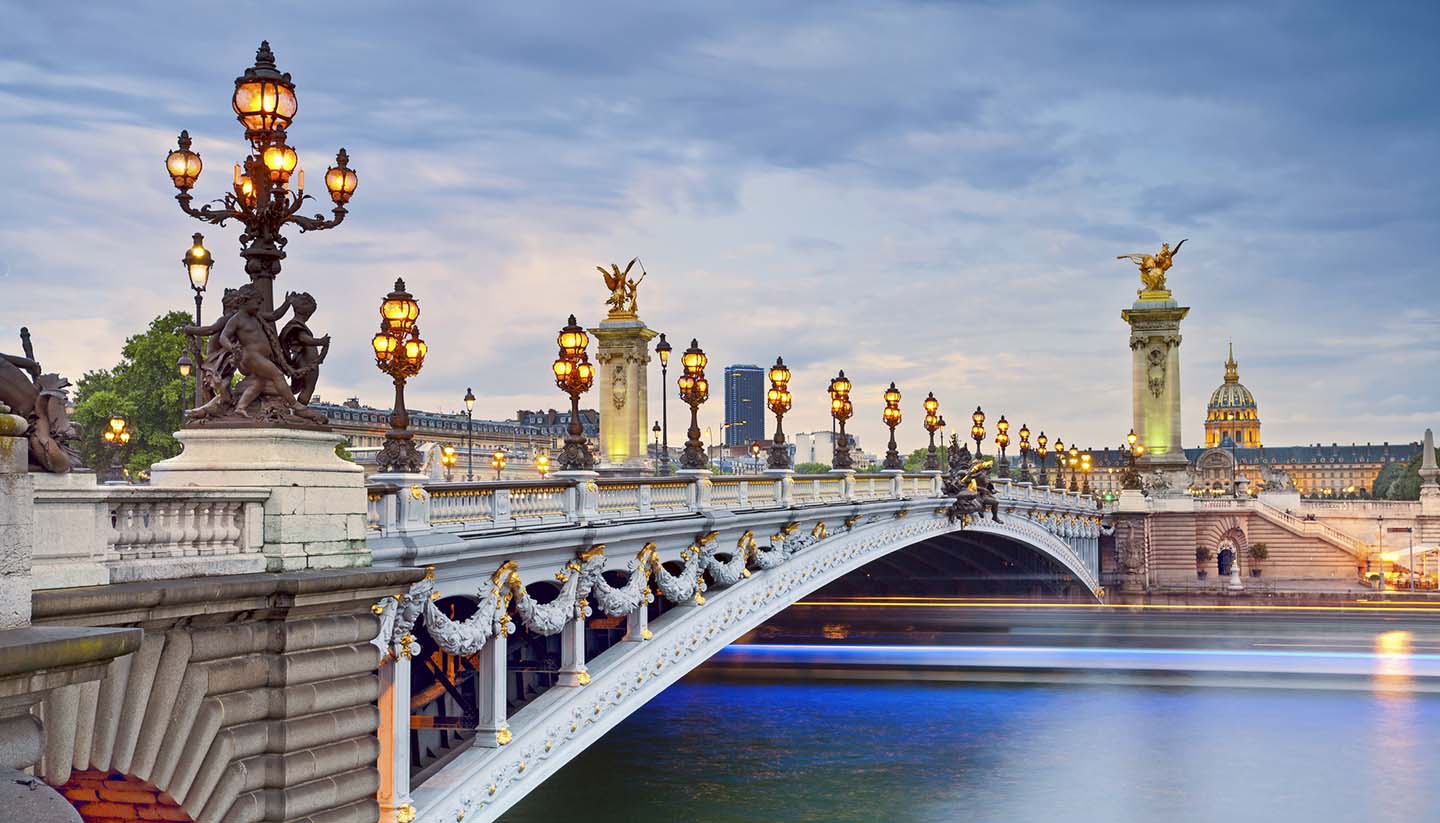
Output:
279,291,330,406
944,454,1001,524
1118,239,1188,295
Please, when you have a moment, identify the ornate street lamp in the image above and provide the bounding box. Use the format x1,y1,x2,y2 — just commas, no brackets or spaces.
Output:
175,351,193,422
180,233,212,407
1068,445,1081,491
1036,431,1049,486
553,315,596,472
463,387,476,481
1123,428,1146,489
1054,438,1066,490
1081,450,1093,494
828,370,854,470
1018,423,1032,483
535,451,551,479
491,448,507,481
652,420,662,469
922,392,941,472
440,444,457,482
655,333,672,475
995,415,1011,478
677,339,709,471
166,42,356,319
937,416,948,470
971,406,986,459
101,415,133,483
371,279,427,474
766,356,793,471
882,382,904,471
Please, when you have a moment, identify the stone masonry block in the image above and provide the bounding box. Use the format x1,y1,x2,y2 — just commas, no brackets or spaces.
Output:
264,513,351,545
303,487,367,516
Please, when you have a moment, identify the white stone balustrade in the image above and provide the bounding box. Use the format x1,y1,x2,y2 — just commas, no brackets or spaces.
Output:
31,478,269,589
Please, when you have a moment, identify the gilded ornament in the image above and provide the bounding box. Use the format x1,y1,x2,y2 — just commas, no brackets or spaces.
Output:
577,670,591,686
495,727,513,746
597,258,646,317
411,485,424,499
1118,239,1188,297
641,629,653,640
396,805,417,823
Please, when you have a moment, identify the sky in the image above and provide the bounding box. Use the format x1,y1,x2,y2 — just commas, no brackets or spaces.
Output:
1,0,1437,456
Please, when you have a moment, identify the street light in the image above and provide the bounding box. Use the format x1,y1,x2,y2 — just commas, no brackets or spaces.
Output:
166,42,356,320
1068,445,1080,491
440,444,457,482
1081,450,1093,494
181,233,212,408
1055,438,1067,490
652,420,662,468
463,387,476,481
995,415,1010,478
1124,429,1145,489
1018,423,1032,483
766,356,793,471
101,415,132,484
491,448,507,481
535,451,551,479
828,370,854,470
1036,431,1049,487
655,333,672,475
176,351,193,422
970,406,986,459
922,392,941,472
878,383,904,471
553,315,596,472
372,279,427,474
749,440,762,474
677,339,709,471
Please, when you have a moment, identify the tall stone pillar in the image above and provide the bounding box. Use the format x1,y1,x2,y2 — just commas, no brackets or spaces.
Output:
591,317,657,472
1121,287,1190,491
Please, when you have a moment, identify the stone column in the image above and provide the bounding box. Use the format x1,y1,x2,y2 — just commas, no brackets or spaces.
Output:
1,406,34,630
1121,291,1191,490
590,318,658,472
473,632,510,748
376,650,413,823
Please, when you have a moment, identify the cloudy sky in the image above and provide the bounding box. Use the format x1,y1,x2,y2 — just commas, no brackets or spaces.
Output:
2,0,1436,455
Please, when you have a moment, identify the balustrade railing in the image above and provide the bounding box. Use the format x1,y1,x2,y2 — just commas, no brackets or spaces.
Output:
31,484,269,589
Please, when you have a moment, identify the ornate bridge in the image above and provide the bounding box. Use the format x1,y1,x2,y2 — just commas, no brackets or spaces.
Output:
363,471,1106,822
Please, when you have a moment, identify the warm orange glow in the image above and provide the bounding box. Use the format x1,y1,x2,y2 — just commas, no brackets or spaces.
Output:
233,78,297,133
262,144,298,182
165,140,202,190
325,161,358,205
381,294,420,333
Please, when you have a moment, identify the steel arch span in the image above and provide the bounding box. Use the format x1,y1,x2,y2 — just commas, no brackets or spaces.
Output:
389,503,1101,822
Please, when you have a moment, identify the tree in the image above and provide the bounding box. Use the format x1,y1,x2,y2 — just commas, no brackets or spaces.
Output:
795,462,831,475
902,446,931,473
1372,450,1438,501
73,311,193,479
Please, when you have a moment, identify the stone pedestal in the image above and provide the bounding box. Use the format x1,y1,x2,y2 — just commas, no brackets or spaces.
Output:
1121,293,1190,482
590,318,657,471
370,472,432,535
149,428,370,571
1,411,35,629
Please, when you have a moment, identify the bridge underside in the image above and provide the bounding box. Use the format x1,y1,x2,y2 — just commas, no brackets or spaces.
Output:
812,531,1096,600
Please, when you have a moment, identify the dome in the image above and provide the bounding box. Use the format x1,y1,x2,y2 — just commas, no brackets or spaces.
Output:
1209,381,1256,410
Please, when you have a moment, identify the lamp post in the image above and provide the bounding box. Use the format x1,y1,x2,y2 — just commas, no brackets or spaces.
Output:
828,371,854,471
181,234,212,408
463,387,476,481
655,334,672,475
1018,423,1032,483
971,406,986,460
440,445,457,482
371,279,427,474
922,392,941,472
1036,432,1049,487
880,383,904,472
1081,449,1093,495
101,415,132,484
995,415,1010,478
652,420,662,470
176,351,193,422
938,416,948,470
766,356,793,471
553,315,596,472
491,448,507,481
1123,429,1146,489
749,441,762,474
1067,445,1080,491
165,42,356,321
535,452,550,479
1055,439,1067,490
677,339,710,472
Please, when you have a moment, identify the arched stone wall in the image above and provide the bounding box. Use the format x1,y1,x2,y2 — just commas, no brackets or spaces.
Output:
59,770,193,823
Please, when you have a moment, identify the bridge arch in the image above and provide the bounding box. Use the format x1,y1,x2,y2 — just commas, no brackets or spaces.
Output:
399,505,1101,822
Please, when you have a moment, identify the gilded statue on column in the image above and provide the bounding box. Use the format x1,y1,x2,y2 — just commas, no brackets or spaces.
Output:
1118,239,1187,296
597,258,646,318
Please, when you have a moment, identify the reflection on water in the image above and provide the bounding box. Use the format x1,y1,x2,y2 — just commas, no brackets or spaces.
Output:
503,675,1440,823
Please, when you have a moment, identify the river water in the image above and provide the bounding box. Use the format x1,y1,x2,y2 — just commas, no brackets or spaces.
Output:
502,644,1440,823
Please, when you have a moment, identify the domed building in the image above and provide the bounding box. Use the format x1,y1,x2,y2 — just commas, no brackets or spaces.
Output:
1204,343,1260,449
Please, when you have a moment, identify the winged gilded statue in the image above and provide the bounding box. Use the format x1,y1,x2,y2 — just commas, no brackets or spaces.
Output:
597,257,646,315
1118,239,1187,294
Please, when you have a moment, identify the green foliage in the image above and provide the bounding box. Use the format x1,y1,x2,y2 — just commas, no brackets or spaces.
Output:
1248,542,1269,561
335,442,354,462
72,311,193,479
795,462,831,475
1195,546,1213,563
903,447,933,472
1371,450,1438,500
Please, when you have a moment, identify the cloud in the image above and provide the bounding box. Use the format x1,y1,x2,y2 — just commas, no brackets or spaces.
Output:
0,0,1436,456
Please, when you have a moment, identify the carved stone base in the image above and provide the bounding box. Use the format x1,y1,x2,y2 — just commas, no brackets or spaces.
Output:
150,428,370,570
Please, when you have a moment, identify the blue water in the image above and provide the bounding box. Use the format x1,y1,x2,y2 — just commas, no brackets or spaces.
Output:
503,676,1440,823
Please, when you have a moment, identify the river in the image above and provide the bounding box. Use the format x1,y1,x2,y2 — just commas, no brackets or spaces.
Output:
501,607,1440,823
